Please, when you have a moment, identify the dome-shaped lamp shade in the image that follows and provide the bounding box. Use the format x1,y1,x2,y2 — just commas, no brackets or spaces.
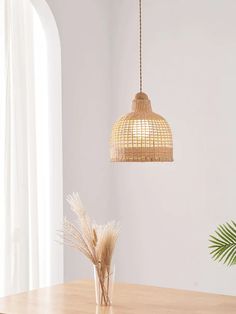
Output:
110,93,173,162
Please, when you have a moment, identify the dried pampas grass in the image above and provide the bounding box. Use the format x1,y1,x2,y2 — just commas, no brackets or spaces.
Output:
59,193,119,306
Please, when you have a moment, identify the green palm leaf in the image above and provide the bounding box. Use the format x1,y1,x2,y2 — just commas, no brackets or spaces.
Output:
209,221,236,266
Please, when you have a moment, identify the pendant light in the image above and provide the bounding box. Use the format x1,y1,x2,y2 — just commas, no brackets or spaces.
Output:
110,0,173,162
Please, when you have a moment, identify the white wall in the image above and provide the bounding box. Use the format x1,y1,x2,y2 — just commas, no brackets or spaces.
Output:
45,0,112,282
111,0,236,296
46,0,236,296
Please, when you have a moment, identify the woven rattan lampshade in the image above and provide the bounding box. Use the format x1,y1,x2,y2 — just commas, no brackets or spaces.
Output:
110,92,173,162
110,0,173,162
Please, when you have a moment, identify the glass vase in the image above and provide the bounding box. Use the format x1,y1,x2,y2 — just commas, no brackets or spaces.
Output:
96,305,113,314
94,263,115,306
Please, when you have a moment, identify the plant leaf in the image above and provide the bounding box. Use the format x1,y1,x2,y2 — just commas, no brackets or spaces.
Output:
209,221,236,267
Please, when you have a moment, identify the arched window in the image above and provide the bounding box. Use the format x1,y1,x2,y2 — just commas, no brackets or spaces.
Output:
0,0,63,296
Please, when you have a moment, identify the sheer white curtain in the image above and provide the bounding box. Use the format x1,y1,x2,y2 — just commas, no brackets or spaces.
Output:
0,0,63,297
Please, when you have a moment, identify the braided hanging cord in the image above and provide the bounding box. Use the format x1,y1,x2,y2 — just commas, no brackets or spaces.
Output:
139,0,143,92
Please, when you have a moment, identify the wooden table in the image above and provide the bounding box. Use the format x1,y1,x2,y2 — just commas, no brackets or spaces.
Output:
0,281,235,314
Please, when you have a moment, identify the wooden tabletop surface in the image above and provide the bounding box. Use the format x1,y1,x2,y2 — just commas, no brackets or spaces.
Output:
0,281,235,314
